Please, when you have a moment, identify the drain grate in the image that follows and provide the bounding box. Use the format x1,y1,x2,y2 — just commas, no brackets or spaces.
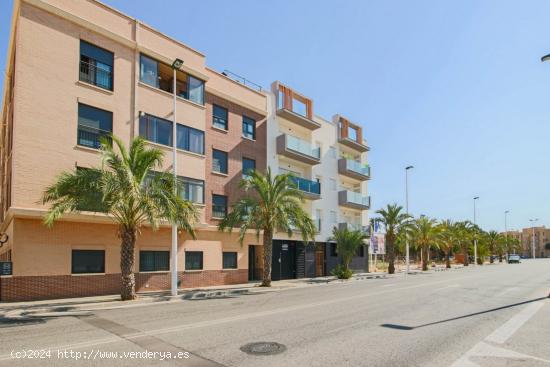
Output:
240,342,286,355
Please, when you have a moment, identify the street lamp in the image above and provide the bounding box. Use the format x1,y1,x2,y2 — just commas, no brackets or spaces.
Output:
170,58,184,297
529,218,539,260
504,210,509,261
473,196,479,266
541,54,550,63
405,165,414,274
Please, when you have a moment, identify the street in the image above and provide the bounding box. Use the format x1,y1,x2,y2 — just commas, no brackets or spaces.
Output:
1,260,549,367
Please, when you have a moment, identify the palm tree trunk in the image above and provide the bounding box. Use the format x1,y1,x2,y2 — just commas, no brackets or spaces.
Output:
446,248,451,269
463,245,469,266
499,254,503,263
387,239,395,274
120,227,137,301
262,229,273,287
490,254,494,263
422,246,428,271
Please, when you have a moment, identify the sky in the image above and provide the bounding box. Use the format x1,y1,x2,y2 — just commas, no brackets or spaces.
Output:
1,0,549,232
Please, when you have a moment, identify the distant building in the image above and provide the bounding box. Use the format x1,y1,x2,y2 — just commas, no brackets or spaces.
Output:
502,227,550,258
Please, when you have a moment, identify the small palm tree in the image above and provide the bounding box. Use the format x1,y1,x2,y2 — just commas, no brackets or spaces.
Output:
42,136,198,300
485,230,500,263
219,168,316,287
330,227,368,273
439,219,456,269
454,221,473,266
411,216,441,271
375,204,413,274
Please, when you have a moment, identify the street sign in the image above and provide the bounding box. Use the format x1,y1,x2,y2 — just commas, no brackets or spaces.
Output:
282,244,288,251
0,261,12,276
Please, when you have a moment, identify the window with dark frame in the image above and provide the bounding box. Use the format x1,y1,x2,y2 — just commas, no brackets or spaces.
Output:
213,105,228,130
242,157,256,178
139,251,169,272
77,103,113,149
242,116,256,140
212,149,228,174
139,113,204,155
72,250,105,274
180,177,204,204
176,124,205,155
185,251,203,270
212,194,228,219
356,245,364,257
330,243,338,257
79,40,113,91
223,252,238,269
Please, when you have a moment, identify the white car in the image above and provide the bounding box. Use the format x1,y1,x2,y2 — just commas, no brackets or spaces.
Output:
508,254,521,264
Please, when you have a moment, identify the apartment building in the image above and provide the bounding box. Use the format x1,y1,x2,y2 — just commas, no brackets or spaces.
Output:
503,227,549,258
266,82,371,279
0,0,268,301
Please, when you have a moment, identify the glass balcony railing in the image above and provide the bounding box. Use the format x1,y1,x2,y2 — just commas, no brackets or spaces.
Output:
286,135,320,159
290,176,321,195
345,160,370,177
346,191,371,207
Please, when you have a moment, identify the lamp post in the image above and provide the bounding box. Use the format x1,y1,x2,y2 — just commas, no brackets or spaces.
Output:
529,218,539,260
405,165,414,274
473,196,479,266
504,210,509,261
170,58,184,297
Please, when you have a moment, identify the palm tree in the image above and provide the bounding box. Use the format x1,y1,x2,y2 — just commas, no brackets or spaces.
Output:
438,219,456,269
42,136,198,300
485,230,500,263
330,227,368,273
375,204,413,274
454,221,473,266
218,168,316,287
411,216,441,271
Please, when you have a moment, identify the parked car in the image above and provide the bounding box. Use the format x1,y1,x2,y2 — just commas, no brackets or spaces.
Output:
508,254,521,263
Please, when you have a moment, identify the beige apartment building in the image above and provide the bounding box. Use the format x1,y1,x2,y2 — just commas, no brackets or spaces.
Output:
503,227,549,258
0,0,371,301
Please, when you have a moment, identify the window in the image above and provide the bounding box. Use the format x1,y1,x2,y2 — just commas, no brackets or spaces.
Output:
72,250,105,274
139,113,172,147
242,158,256,178
330,243,338,257
185,251,203,270
329,178,337,191
213,105,228,130
80,40,113,90
349,126,358,141
212,194,227,218
242,116,256,140
139,54,205,105
329,146,336,158
177,124,205,154
212,149,228,174
330,211,337,224
78,103,113,149
356,245,364,257
180,177,204,204
223,252,238,269
139,251,169,272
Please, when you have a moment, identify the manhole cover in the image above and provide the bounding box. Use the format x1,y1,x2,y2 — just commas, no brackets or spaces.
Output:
240,342,286,355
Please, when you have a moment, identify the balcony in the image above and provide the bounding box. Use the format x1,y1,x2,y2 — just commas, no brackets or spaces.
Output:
79,60,113,91
290,176,321,200
77,125,112,149
338,190,370,210
338,136,369,153
338,159,371,181
338,222,370,235
276,109,321,130
277,134,321,165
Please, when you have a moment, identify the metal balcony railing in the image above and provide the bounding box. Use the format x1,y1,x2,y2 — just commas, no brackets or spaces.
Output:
79,60,113,90
77,125,112,149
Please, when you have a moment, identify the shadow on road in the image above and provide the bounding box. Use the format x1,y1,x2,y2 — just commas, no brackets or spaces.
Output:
380,296,548,331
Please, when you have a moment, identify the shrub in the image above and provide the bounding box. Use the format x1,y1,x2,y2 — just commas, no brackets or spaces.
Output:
331,264,353,279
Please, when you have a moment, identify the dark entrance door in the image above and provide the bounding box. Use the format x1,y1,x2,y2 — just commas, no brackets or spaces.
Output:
315,244,325,277
272,240,297,280
248,245,256,281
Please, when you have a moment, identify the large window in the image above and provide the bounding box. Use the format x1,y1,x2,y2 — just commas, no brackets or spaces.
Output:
139,54,205,105
213,105,228,130
139,113,172,146
79,40,113,90
212,149,228,174
212,194,227,218
180,177,204,204
139,251,169,272
177,124,205,155
78,103,112,149
223,252,238,269
72,250,105,274
185,251,203,270
242,116,256,140
242,157,255,178
139,113,204,155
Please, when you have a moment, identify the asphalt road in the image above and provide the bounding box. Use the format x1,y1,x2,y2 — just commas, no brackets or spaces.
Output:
1,259,549,367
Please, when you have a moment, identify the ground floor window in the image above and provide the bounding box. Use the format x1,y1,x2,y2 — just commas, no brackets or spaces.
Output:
330,243,338,257
72,250,105,274
139,250,169,272
223,252,238,269
185,251,203,270
356,245,364,257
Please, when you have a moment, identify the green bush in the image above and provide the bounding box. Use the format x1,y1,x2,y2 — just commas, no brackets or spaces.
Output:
331,264,353,279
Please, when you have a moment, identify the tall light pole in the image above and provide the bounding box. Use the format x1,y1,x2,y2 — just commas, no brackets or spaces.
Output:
529,218,539,260
170,58,184,297
504,210,509,261
473,196,479,265
405,165,414,274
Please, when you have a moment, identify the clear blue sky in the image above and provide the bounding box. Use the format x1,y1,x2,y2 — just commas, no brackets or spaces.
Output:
1,0,549,232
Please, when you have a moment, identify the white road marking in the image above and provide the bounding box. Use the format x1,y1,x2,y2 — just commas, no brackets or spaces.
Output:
484,301,545,344
495,287,520,298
